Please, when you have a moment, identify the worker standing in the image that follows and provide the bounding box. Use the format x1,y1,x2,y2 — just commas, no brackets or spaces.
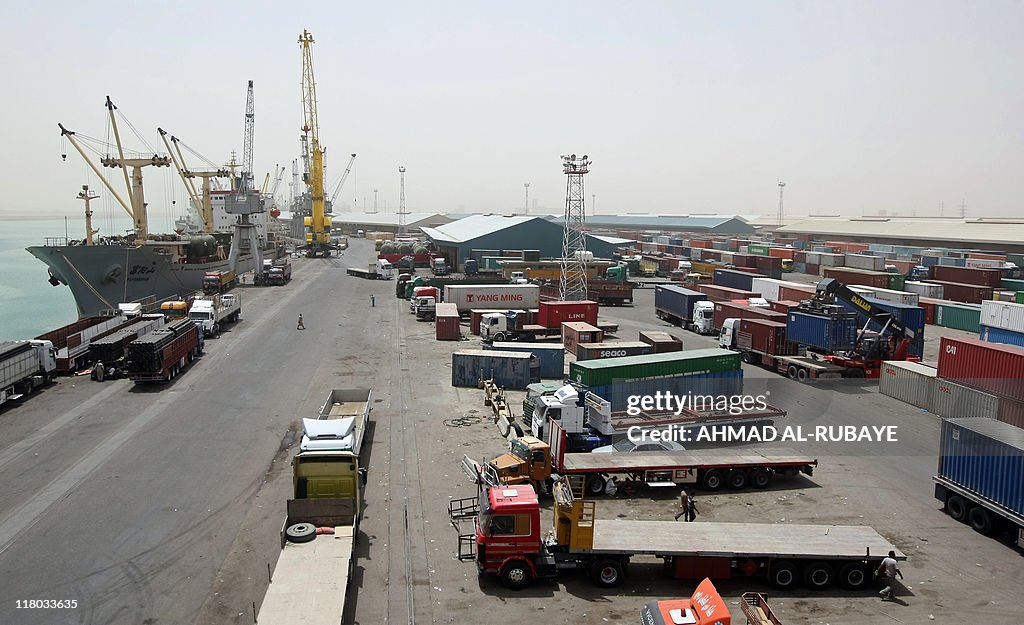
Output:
370,294,375,307
877,550,904,601
297,313,305,331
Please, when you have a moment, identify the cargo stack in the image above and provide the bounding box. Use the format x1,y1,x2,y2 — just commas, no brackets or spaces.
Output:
486,342,565,378
936,337,1024,428
979,301,1024,348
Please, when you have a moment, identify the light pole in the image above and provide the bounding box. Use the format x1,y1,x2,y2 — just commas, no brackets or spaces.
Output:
524,183,530,215
373,189,378,213
777,181,786,227
592,193,596,216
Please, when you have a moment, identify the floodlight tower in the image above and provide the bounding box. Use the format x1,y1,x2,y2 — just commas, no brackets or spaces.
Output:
777,181,786,227
524,183,530,215
398,165,408,235
560,153,591,301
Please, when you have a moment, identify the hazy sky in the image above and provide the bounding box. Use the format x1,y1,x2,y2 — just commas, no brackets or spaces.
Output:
1,1,1021,225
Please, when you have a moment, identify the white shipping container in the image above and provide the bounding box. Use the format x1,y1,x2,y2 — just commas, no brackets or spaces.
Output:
442,284,540,312
879,361,936,411
865,287,920,306
905,281,944,299
845,253,886,271
804,251,821,264
980,300,1024,334
719,251,734,264
818,252,846,267
750,278,781,301
848,286,877,298
933,379,1000,419
965,258,1002,269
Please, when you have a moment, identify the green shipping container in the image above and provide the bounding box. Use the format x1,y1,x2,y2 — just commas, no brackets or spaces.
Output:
1001,278,1024,291
747,244,770,256
1017,292,1024,305
935,302,982,333
1008,253,1024,268
568,348,740,388
887,273,906,291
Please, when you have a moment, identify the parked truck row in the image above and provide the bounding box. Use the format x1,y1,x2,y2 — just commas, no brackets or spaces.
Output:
187,294,241,337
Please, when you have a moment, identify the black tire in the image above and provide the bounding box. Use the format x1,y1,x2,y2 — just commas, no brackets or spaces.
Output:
802,561,834,589
845,367,865,379
969,506,998,535
787,365,799,380
701,469,724,491
495,332,507,342
586,474,607,497
726,469,748,490
510,423,525,438
751,467,772,489
500,561,532,590
591,559,625,588
770,560,799,590
286,522,317,543
796,368,808,382
742,351,755,364
838,562,869,589
947,495,969,522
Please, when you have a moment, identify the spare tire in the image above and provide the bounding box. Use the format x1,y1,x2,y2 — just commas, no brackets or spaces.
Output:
286,522,317,543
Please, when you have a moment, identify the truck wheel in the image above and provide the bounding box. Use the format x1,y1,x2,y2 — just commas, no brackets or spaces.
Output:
838,562,868,589
591,559,625,588
751,468,772,489
726,469,748,490
969,506,998,535
946,495,969,522
500,561,533,590
802,561,834,589
787,365,799,380
586,474,607,497
286,522,317,543
700,469,724,491
495,332,507,342
770,560,799,590
844,368,865,379
796,368,808,382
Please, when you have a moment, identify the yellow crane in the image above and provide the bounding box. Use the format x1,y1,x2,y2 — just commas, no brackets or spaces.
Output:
299,29,333,257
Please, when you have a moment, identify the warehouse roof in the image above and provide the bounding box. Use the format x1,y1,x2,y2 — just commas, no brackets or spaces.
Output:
587,234,635,245
421,214,551,243
777,217,1024,246
328,212,450,227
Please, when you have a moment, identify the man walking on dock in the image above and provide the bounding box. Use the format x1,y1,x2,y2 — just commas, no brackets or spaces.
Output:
297,314,305,331
674,490,690,521
877,550,904,600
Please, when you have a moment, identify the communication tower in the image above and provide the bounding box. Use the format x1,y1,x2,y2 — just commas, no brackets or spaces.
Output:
559,154,591,301
398,166,408,235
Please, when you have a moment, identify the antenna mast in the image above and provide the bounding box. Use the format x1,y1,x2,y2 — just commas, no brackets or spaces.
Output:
559,153,590,301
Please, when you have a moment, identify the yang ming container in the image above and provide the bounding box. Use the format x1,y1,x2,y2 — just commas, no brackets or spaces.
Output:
488,342,565,378
451,350,539,389
879,361,936,411
937,418,1024,518
785,310,858,352
938,337,1024,403
575,341,654,361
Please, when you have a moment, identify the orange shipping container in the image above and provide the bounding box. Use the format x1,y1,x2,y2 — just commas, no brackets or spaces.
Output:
768,247,794,260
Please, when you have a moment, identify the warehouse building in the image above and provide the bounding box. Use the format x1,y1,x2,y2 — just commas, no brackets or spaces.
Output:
557,214,757,235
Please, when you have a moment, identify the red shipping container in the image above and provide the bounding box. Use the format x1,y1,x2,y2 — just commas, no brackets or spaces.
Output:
769,299,801,314
731,253,758,268
435,303,462,341
737,319,799,356
822,267,890,288
562,322,603,357
968,252,1006,261
469,309,488,335
922,281,993,304
793,251,807,263
768,247,794,260
638,330,683,353
998,397,1024,429
930,266,1002,289
846,243,870,253
695,284,759,302
937,337,1024,402
754,256,783,272
712,302,786,330
778,285,816,302
805,263,821,276
538,300,598,328
917,298,940,325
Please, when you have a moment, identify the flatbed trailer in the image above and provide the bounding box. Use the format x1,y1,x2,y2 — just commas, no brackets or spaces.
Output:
765,354,846,381
346,267,377,279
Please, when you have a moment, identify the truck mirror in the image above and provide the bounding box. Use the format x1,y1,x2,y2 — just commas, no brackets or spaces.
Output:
358,467,368,486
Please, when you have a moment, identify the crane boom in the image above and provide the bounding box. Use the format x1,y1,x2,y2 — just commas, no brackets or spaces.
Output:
329,153,357,205
299,29,331,256
241,80,255,192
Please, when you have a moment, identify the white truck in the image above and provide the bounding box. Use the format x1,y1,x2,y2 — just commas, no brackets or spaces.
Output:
1,340,57,407
187,294,241,337
442,284,540,313
346,258,395,280
691,300,716,334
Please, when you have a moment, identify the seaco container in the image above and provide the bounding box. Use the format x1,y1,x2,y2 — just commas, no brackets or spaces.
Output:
930,266,1003,289
451,350,539,389
568,348,740,389
980,325,1024,349
575,341,654,361
561,322,603,357
487,342,565,378
938,418,1024,517
435,303,462,340
654,285,706,324
736,319,798,356
638,330,683,353
786,310,858,352
938,337,1024,403
537,300,598,329
980,300,1024,334
879,361,937,412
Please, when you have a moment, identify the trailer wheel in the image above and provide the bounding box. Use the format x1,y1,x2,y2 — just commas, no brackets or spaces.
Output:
795,368,808,382
586,474,607,497
286,522,317,543
751,467,772,489
787,365,799,380
701,469,724,491
946,495,969,522
844,367,865,379
969,506,997,535
726,469,748,490
802,561,834,589
838,562,868,589
591,559,625,588
500,561,533,590
770,560,799,589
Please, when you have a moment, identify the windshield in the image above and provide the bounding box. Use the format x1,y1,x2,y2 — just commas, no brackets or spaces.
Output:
188,312,212,320
510,439,531,459
612,439,635,452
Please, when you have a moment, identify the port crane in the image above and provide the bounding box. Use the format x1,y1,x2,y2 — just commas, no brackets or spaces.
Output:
298,29,334,257
329,153,357,207
225,79,265,273
157,128,231,233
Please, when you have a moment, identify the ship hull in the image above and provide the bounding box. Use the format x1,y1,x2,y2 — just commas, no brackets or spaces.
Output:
26,244,255,317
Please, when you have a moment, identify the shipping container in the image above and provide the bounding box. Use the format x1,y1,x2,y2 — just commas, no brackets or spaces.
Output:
879,361,936,411
845,253,887,271
638,330,683,353
980,301,1024,334
998,397,1024,429
778,284,816,302
838,296,926,358
712,302,786,331
918,297,939,325
585,370,744,413
451,350,539,389
753,256,784,279
938,418,1024,517
935,302,982,333
924,281,993,304
786,310,858,352
818,252,846,267
694,284,760,302
435,303,462,340
562,322,604,357
768,247,794,260
487,342,565,378
575,341,655,361
442,284,540,312
469,309,490,335
933,380,1000,419
736,319,798,356
537,300,599,328
938,337,1024,403
980,326,1024,349
654,285,707,326
769,300,800,314
822,267,891,289
568,348,740,389
930,266,1003,289
713,268,762,291
747,244,770,256
887,274,907,291
905,281,945,299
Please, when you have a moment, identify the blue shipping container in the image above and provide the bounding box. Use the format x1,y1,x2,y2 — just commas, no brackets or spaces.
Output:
839,296,926,358
713,269,763,292
921,255,941,267
584,369,745,413
451,350,540,389
786,311,858,352
980,325,1024,349
939,418,1024,517
487,342,566,378
654,285,706,325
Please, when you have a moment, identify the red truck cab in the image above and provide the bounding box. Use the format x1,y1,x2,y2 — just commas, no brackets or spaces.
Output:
474,484,546,587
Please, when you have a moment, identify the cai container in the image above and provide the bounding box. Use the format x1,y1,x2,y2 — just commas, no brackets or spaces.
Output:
451,350,539,389
938,337,1024,403
879,361,937,412
938,418,1024,516
488,342,565,378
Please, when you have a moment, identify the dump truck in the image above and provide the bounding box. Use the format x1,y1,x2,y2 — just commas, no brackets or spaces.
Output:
449,478,902,591
256,389,371,625
201,270,237,294
125,318,203,383
267,260,292,285
0,340,57,407
187,294,241,337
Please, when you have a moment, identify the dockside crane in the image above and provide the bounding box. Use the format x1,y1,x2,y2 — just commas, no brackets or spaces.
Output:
299,29,333,257
225,80,264,272
329,153,357,207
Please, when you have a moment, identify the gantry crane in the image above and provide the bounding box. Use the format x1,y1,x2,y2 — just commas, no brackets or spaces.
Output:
299,29,333,257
